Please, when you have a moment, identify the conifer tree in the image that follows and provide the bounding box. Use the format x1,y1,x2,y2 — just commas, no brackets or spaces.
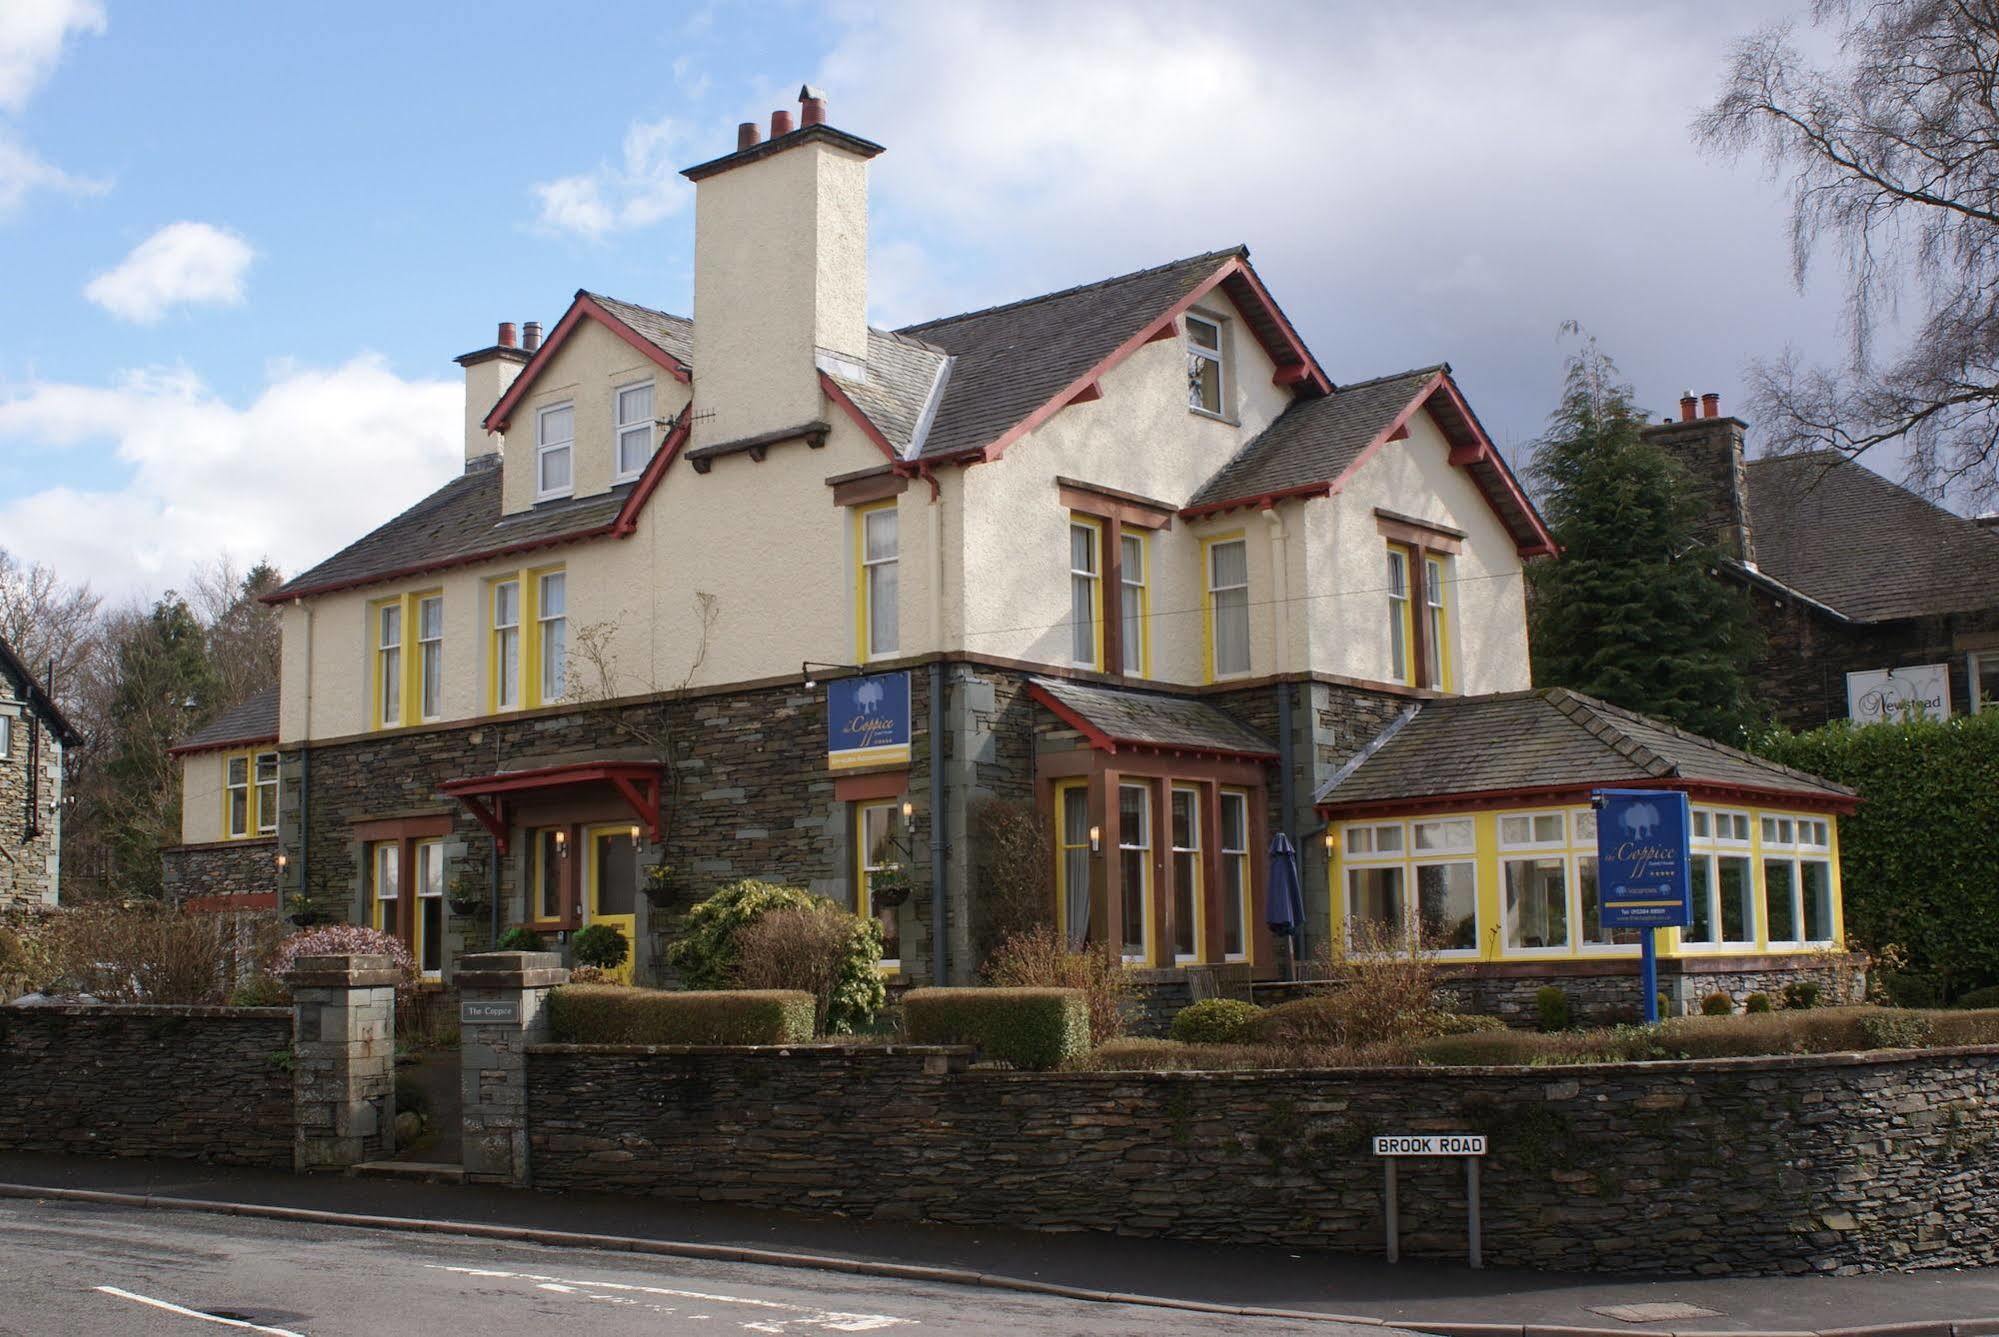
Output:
1527,338,1762,739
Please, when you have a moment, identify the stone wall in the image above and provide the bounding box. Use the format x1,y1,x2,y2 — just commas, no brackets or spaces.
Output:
1752,600,1999,730
161,837,278,904
0,1004,292,1166
0,715,60,911
527,1041,1999,1276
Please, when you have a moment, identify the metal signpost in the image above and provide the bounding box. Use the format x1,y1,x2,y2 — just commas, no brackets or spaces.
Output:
1593,788,1694,1024
1374,1135,1487,1267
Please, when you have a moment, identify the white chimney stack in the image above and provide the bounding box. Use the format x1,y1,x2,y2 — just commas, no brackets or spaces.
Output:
682,85,883,449
454,321,532,469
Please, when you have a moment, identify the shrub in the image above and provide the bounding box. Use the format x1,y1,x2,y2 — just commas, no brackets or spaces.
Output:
971,798,1054,957
1079,1038,1285,1071
1744,992,1773,1014
35,904,248,1004
228,973,290,1008
1879,969,1944,1009
1171,998,1263,1045
730,904,886,1034
547,984,815,1045
496,927,547,952
0,926,29,1001
271,924,418,996
903,986,1090,1070
1925,1008,1999,1046
570,923,629,970
567,965,617,985
1286,920,1447,1047
1535,986,1571,1032
669,879,821,987
1859,1009,1933,1048
1954,986,1999,1011
1434,1012,1509,1035
1701,991,1735,1016
982,925,1132,1044
1782,980,1821,1011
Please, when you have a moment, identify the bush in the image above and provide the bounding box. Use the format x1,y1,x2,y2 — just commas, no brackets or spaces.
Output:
496,927,546,952
0,926,29,1001
903,986,1090,1070
1535,986,1571,1032
228,972,290,1007
271,924,417,996
1859,1009,1933,1048
1879,969,1944,1009
669,879,821,987
547,984,815,1045
1744,992,1773,1014
34,904,249,1004
1171,998,1264,1045
1782,980,1821,1011
971,798,1054,957
570,923,629,970
730,904,886,1034
1925,1008,1999,1046
1954,986,1999,1011
1701,991,1735,1016
1434,1012,1509,1035
982,925,1132,1044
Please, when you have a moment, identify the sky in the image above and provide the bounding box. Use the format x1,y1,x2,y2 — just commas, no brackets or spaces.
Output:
0,0,1860,604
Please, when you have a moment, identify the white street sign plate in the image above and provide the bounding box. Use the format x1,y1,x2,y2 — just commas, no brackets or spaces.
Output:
1374,1134,1486,1157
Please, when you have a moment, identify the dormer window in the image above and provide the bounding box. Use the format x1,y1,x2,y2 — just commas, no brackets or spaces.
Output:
536,403,574,500
615,381,654,482
1187,313,1229,418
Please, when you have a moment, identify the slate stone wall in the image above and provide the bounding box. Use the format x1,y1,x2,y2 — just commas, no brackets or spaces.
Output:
527,1041,1999,1276
0,1004,292,1166
0,722,59,911
161,838,277,902
1752,601,1999,729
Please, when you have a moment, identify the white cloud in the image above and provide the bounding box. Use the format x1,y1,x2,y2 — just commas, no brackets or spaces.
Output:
531,116,693,239
0,0,102,114
0,357,460,600
83,221,255,323
0,129,103,216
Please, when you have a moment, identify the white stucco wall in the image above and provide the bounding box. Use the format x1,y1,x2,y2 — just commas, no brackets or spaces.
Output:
1304,408,1532,693
180,751,226,845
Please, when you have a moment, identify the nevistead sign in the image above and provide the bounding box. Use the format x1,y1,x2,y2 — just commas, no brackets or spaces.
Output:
1846,665,1950,725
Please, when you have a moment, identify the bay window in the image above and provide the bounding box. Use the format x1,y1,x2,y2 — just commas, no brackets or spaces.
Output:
1169,786,1203,962
1219,790,1250,961
1117,783,1152,963
1205,536,1250,679
1056,781,1092,949
1761,815,1836,946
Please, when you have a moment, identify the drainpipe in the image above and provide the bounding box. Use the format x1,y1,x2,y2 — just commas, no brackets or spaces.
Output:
489,833,502,945
1263,506,1290,671
297,600,314,914
1276,679,1300,971
929,659,947,986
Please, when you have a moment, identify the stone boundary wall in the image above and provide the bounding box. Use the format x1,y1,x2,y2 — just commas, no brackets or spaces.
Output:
161,837,278,904
526,1042,1999,1276
0,1004,293,1167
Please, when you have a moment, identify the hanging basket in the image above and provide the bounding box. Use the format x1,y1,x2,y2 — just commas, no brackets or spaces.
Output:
871,878,913,910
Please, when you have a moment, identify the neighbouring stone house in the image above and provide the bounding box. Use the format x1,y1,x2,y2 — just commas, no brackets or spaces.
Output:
161,686,281,912
1645,394,1999,728
0,633,75,910
164,87,1854,1010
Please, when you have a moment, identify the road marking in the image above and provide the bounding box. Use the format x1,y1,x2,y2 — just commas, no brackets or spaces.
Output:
425,1264,909,1330
94,1286,308,1336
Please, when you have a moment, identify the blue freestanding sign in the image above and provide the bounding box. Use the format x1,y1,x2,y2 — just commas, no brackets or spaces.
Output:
827,671,911,771
1594,788,1692,1024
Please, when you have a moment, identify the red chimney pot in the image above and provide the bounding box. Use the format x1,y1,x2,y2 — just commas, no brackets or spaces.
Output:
801,95,827,127
1701,392,1720,419
737,121,761,152
1678,393,1697,423
771,108,793,137
498,322,517,349
523,321,542,352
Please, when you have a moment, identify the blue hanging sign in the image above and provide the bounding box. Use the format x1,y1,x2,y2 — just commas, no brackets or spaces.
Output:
1594,789,1693,929
827,671,911,771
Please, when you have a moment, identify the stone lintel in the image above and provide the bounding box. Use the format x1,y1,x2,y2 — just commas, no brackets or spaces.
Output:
456,951,569,991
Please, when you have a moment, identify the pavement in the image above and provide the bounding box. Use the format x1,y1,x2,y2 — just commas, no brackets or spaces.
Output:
4,1153,1999,1336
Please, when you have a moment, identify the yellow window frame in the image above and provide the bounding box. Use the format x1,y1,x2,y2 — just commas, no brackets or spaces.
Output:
853,500,898,663
1068,514,1105,671
855,800,903,972
1201,530,1249,683
366,839,399,934
220,747,278,840
486,565,564,713
1119,528,1150,677
1053,779,1091,948
369,588,442,729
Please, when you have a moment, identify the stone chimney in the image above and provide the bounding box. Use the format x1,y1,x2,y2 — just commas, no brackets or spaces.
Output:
454,321,532,469
1642,391,1756,565
680,85,884,449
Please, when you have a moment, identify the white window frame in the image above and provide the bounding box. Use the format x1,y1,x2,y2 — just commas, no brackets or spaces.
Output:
1497,810,1567,850
537,571,567,704
254,751,278,835
1759,814,1837,947
1186,311,1230,419
415,838,445,980
536,401,575,501
0,713,11,758
493,579,521,712
1119,530,1147,676
1117,781,1153,965
376,602,402,729
1218,789,1251,963
225,753,251,839
370,841,400,935
1206,537,1251,680
1343,818,1479,957
1069,518,1102,669
417,594,444,722
859,801,903,971
1422,554,1451,691
614,380,655,483
860,503,899,661
1972,649,1998,714
1684,810,1760,951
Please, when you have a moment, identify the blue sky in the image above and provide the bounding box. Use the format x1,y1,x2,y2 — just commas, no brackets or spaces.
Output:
1,0,1857,601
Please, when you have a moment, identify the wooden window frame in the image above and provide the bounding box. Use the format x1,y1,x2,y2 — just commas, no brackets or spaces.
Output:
1168,784,1204,963
855,500,899,662
855,800,903,971
1068,516,1105,670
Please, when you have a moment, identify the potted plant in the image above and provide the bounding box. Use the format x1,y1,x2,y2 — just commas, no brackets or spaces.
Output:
870,865,914,910
285,894,331,928
446,870,484,918
641,861,684,908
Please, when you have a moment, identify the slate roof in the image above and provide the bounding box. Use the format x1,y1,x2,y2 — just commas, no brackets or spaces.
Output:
1745,451,1999,622
173,685,280,754
582,291,692,368
270,461,634,599
1187,366,1443,507
1029,677,1277,757
900,248,1248,459
1315,688,1852,810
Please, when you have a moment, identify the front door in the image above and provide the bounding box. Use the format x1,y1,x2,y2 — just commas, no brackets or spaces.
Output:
585,824,639,985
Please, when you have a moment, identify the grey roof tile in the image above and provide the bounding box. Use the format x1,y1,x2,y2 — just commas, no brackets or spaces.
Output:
174,685,279,753
1746,452,1999,622
1316,688,1851,808
1187,366,1443,507
583,291,692,367
1030,677,1277,756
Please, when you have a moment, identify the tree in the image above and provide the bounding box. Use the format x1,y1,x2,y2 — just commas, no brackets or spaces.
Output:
1698,1,1999,504
0,547,101,715
192,558,282,708
1527,336,1763,739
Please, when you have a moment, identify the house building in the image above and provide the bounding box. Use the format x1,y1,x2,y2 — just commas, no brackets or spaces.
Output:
163,89,1851,1010
162,686,281,911
1645,395,1999,727
0,634,75,911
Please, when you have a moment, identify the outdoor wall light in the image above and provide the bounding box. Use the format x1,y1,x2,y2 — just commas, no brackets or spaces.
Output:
1323,830,1336,854
800,660,860,690
628,825,642,843
901,800,914,821
275,852,288,871
1089,825,1101,852
553,830,568,857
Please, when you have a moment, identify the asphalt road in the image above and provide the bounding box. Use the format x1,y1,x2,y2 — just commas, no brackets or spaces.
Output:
0,1199,1397,1337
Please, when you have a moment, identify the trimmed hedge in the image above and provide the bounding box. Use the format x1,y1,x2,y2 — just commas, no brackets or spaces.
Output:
547,984,815,1045
1416,1006,1999,1066
1170,998,1264,1045
903,986,1089,1070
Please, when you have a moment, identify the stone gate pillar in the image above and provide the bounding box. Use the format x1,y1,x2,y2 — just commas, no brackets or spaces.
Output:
457,950,568,1186
286,952,400,1171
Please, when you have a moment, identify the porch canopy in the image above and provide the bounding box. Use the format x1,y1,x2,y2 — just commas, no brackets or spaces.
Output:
439,758,664,853
1028,677,1278,761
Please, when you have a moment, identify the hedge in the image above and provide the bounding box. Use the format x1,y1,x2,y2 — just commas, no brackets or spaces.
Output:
547,984,815,1045
1170,998,1263,1045
1416,1006,1999,1066
1755,710,1999,993
902,987,1089,1070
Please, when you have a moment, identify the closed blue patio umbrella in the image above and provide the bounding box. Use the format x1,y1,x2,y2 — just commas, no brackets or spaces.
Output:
1267,831,1306,979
